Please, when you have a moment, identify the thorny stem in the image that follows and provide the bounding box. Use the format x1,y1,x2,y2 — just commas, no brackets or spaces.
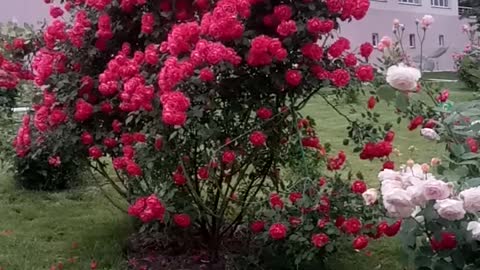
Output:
88,167,127,213
92,161,128,198
319,93,353,123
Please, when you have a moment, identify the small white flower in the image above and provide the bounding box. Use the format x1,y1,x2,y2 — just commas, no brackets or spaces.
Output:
421,128,440,141
468,220,480,240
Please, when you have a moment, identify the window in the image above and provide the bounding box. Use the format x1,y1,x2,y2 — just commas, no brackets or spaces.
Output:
431,0,448,7
439,35,445,46
409,34,416,48
372,33,379,47
399,0,421,4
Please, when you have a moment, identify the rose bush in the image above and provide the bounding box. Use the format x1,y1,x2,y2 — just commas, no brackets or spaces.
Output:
10,0,389,263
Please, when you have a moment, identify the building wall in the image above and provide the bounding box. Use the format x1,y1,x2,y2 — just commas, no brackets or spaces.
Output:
341,0,469,71
0,0,49,25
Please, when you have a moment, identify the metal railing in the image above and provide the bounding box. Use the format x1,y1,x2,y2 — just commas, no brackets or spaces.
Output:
459,6,474,17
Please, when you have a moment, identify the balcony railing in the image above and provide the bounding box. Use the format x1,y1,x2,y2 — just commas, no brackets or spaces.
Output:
459,6,474,17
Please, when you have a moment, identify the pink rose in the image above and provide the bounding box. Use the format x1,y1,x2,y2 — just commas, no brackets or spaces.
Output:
380,36,393,48
434,199,466,221
460,187,480,213
378,169,401,182
420,15,434,29
406,183,427,206
362,188,378,206
423,180,452,201
383,189,415,218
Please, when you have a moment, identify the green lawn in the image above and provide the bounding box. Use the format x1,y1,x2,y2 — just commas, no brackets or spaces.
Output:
0,79,474,270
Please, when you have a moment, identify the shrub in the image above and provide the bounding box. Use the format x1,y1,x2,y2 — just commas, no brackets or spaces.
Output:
11,0,400,264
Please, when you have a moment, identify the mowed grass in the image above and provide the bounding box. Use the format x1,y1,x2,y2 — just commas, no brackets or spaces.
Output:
0,78,474,270
0,178,130,270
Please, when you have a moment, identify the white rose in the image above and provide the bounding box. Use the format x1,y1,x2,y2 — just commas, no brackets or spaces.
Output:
384,201,416,218
423,179,452,201
460,187,480,213
434,199,466,221
467,221,480,240
386,64,421,92
381,180,403,195
362,188,378,206
420,15,434,28
406,182,427,206
378,169,401,182
421,128,440,141
384,188,413,208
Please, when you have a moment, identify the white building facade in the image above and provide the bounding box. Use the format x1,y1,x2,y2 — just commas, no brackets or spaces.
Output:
341,0,471,71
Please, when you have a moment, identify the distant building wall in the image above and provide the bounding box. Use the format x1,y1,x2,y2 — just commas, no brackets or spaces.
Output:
0,0,49,25
341,0,470,71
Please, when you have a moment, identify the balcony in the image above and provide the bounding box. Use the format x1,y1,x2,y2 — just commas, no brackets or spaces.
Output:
459,6,474,16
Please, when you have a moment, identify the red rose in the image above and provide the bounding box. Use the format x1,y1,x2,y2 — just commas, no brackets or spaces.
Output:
125,160,143,177
330,69,350,88
88,146,103,159
467,137,478,153
301,43,323,61
269,193,284,210
359,42,374,59
355,65,374,82
273,4,292,21
317,196,330,213
128,195,165,223
173,171,186,186
318,177,327,187
257,107,273,120
317,218,328,229
311,233,330,248
48,156,61,167
285,69,302,87
81,131,94,145
250,220,266,233
154,137,163,151
199,68,214,82
173,213,191,228
384,131,395,142
408,116,424,131
289,216,302,228
269,223,287,240
197,167,209,180
276,20,297,37
288,192,303,204
423,119,436,129
367,96,376,110
249,131,267,147
431,232,457,251
343,217,362,234
103,137,117,148
307,18,334,34
375,221,389,238
352,235,369,250
335,216,345,228
112,120,122,133
222,150,236,164
344,53,357,67
74,99,94,122
351,180,367,194
50,6,64,19
382,161,395,170
385,220,402,237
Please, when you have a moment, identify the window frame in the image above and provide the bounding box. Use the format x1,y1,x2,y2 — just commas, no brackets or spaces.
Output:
398,0,421,5
439,35,445,46
372,33,380,47
409,34,416,48
431,0,449,8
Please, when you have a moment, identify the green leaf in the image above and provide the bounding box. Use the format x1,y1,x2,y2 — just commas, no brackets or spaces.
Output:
414,255,432,267
395,93,410,111
466,177,480,187
377,85,396,102
433,259,456,270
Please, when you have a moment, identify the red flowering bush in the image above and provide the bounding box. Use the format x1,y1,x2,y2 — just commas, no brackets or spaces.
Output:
10,0,384,263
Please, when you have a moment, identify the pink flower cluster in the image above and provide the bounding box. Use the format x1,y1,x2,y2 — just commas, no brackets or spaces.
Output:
13,115,31,157
162,22,200,56
200,0,251,41
247,35,287,67
128,195,166,223
120,0,147,13
32,49,67,86
160,91,191,126
44,20,67,49
68,10,91,48
33,90,67,132
326,0,370,21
